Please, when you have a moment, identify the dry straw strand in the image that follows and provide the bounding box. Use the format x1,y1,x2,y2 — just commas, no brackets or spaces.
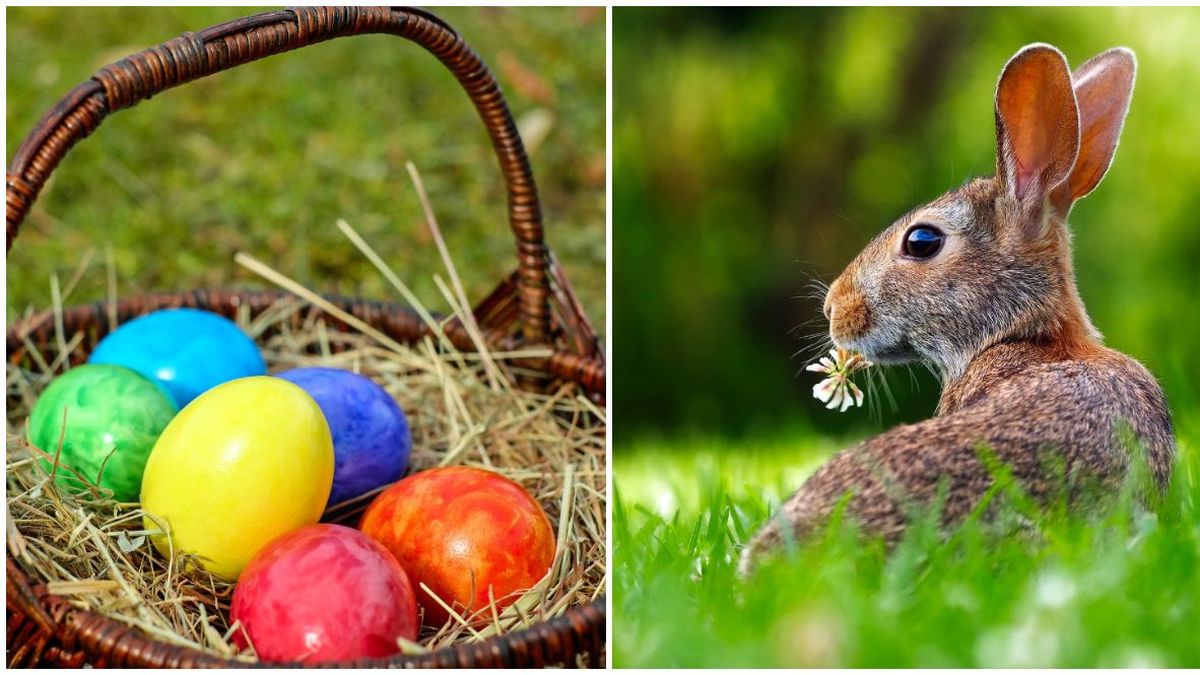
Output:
406,161,504,392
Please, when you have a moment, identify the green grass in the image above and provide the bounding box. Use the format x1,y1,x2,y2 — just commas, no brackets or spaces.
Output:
6,7,605,330
614,427,1200,667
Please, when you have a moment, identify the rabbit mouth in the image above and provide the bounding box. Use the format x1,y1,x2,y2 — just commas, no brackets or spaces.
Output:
836,332,917,364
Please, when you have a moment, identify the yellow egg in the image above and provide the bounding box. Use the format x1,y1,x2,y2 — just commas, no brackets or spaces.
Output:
140,376,334,579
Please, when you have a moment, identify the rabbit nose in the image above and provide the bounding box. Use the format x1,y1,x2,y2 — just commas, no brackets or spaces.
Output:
823,280,840,321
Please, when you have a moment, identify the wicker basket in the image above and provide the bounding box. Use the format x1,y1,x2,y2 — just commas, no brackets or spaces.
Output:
5,6,605,668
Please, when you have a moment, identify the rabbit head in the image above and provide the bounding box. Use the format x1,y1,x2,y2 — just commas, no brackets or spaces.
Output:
823,44,1136,382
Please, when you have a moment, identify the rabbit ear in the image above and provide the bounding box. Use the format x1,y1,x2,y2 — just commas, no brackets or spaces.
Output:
1063,48,1136,203
994,44,1080,208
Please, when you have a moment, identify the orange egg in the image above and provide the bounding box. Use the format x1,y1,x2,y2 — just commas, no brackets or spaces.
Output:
360,466,555,627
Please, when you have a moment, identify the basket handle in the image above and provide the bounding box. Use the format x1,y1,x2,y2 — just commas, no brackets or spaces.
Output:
6,6,552,343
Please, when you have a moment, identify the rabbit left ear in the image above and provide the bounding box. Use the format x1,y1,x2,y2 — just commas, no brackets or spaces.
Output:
1062,48,1136,204
994,44,1080,209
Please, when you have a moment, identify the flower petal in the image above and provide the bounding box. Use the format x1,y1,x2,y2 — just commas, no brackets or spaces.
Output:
813,378,837,402
826,385,845,410
848,380,865,407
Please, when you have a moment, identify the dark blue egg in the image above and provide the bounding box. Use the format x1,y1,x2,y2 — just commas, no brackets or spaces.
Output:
274,367,411,506
89,308,266,407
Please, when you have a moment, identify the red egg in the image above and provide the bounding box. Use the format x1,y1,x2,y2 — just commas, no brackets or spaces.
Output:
230,524,418,663
360,466,556,627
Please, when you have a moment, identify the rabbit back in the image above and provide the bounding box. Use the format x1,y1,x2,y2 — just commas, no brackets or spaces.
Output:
740,341,1173,575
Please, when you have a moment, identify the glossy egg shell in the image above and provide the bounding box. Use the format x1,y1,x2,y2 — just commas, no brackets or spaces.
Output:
140,376,333,579
89,308,266,407
275,367,411,506
360,466,555,626
230,524,418,663
27,364,178,501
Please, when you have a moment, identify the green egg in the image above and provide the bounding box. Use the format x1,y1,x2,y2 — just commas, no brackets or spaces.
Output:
28,364,178,501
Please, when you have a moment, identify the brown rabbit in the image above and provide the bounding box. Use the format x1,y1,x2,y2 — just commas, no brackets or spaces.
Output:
740,44,1174,575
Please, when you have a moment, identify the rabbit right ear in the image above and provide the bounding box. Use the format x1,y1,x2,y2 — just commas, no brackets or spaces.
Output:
994,44,1080,212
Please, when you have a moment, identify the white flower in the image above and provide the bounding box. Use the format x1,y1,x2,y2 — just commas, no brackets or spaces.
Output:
807,348,871,413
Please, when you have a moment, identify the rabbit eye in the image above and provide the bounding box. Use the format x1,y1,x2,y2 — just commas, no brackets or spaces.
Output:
903,225,945,259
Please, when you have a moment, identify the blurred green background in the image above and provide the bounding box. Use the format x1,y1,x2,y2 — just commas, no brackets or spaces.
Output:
6,7,605,332
614,6,1200,447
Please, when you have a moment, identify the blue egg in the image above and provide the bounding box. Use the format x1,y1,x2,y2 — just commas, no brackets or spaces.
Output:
89,308,266,407
275,367,411,506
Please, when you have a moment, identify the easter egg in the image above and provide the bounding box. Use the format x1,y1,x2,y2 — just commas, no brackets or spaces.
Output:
275,367,411,506
360,466,555,626
89,308,266,407
140,377,334,579
230,524,418,663
27,364,178,501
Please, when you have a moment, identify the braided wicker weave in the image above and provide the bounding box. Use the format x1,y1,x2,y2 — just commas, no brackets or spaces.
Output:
6,6,605,668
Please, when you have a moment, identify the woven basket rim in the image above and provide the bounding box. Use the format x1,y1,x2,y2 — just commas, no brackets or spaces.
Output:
6,553,607,668
6,288,606,399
